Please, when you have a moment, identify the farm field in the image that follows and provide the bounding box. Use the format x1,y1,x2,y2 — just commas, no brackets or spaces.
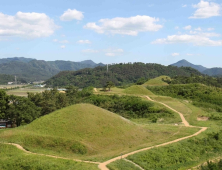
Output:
6,86,46,96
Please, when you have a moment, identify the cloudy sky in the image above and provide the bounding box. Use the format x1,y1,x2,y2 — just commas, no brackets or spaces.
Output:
0,0,221,67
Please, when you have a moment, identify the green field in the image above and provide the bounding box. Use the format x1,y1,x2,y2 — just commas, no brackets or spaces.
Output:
6,86,46,96
0,144,98,170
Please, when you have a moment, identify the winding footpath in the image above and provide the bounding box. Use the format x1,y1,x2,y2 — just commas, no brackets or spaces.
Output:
0,94,208,170
97,96,207,170
1,142,100,165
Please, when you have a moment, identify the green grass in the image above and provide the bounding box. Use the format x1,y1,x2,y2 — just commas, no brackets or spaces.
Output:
143,76,170,86
107,159,141,170
6,87,46,96
0,103,199,162
0,143,98,170
123,85,154,95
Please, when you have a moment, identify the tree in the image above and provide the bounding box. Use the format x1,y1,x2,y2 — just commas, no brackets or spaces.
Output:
106,81,115,91
136,77,146,85
7,95,41,127
0,90,9,119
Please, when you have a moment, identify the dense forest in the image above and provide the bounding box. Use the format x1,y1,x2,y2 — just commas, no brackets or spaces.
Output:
45,62,202,88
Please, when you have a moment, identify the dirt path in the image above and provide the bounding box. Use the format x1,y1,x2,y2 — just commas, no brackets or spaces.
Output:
94,88,98,92
98,127,207,170
1,142,100,165
98,95,207,170
145,96,190,126
123,158,145,170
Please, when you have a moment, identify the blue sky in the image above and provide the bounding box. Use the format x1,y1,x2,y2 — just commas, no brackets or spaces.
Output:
0,0,221,67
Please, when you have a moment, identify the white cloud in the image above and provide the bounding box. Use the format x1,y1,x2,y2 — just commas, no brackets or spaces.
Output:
60,45,65,49
207,28,214,31
152,34,222,46
82,49,98,53
77,40,91,44
195,27,202,31
190,0,221,19
183,25,192,30
0,11,58,38
187,53,194,56
60,9,84,21
106,53,116,56
59,40,69,43
84,15,163,36
182,4,187,7
171,53,180,56
53,39,69,43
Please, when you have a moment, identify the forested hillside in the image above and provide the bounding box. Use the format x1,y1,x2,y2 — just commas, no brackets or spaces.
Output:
0,74,26,84
45,62,202,88
0,57,104,82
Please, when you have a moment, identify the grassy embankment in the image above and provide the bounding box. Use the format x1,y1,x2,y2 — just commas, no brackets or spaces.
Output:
0,103,198,162
0,144,98,170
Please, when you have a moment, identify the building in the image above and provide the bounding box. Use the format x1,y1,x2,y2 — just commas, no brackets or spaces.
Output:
0,119,12,129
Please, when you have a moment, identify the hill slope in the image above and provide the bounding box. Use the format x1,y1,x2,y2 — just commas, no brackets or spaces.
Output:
170,59,207,72
202,67,222,76
0,103,194,161
0,57,104,82
143,76,170,86
45,62,202,88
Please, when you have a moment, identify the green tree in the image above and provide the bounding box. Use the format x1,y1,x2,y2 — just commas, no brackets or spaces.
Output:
0,90,9,119
106,81,115,91
7,95,41,127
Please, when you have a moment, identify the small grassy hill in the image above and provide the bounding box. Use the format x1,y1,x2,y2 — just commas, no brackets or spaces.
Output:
143,76,170,86
0,103,197,161
123,85,154,95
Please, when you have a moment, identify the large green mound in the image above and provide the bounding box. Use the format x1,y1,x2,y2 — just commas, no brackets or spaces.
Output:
0,103,198,161
143,76,170,86
123,85,154,95
0,104,155,160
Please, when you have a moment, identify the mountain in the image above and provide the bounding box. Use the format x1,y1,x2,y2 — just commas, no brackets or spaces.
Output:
202,68,222,76
170,59,208,72
45,62,202,88
0,57,104,82
0,57,34,64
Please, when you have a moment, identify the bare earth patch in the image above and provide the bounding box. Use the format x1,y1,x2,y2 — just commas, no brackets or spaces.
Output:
197,117,209,121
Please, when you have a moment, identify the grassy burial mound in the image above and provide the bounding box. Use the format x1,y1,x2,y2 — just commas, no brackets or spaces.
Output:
123,85,154,95
0,103,197,161
143,76,170,86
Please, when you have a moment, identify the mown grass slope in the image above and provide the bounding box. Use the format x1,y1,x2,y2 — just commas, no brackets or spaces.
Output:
143,76,170,86
0,103,198,161
123,85,154,95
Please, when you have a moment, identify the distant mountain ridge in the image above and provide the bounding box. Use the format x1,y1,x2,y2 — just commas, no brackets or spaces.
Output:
170,59,222,76
0,57,104,82
171,59,208,72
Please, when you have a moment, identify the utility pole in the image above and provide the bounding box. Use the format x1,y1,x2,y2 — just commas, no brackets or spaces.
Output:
15,75,17,87
107,64,108,73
